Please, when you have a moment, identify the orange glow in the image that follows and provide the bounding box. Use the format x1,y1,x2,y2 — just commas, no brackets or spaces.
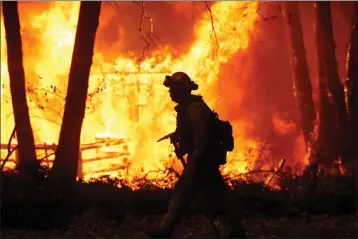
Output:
0,2,309,189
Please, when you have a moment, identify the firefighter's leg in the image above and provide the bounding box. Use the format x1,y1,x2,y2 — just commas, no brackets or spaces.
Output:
205,170,246,238
151,164,198,237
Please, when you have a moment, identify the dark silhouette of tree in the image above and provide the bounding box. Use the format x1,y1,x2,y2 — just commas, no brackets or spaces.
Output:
281,2,316,150
2,2,39,175
316,2,350,164
346,2,357,158
49,1,102,184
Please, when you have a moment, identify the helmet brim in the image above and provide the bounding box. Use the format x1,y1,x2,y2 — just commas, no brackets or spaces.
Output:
163,74,199,91
163,75,172,88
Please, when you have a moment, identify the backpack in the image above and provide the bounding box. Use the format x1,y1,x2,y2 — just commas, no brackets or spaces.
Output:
210,111,234,165
180,99,234,166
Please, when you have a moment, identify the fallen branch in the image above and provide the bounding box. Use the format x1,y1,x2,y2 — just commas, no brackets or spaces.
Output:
257,128,274,168
264,158,286,188
38,152,56,163
224,169,276,182
0,126,17,171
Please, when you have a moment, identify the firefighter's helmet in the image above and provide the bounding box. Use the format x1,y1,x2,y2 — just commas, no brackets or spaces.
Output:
163,72,198,91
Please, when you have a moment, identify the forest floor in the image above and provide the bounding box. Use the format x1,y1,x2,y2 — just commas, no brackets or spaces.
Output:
1,213,357,238
1,171,357,238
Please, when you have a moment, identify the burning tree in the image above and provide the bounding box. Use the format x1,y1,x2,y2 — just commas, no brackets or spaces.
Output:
346,2,358,161
280,2,316,150
49,1,102,184
315,2,350,166
1,2,39,175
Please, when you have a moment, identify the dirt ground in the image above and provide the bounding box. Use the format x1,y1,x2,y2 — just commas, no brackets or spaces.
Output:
1,214,357,238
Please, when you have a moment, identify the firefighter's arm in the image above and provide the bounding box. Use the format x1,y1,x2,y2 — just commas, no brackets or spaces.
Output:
185,103,211,161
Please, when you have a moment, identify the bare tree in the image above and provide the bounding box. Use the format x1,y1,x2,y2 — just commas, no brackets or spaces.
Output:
316,2,350,163
315,2,339,166
2,2,39,175
281,2,316,150
49,1,102,184
346,2,358,160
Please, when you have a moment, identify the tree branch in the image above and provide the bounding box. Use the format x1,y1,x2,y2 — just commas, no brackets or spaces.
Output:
28,115,62,127
205,1,221,64
133,1,163,69
0,125,17,171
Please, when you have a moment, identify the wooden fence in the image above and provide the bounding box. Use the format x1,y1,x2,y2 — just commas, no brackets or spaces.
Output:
0,138,130,177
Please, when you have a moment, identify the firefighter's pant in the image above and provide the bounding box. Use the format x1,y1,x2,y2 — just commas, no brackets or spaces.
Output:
159,161,243,233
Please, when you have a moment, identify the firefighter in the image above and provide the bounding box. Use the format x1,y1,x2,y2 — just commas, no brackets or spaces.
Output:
150,72,246,238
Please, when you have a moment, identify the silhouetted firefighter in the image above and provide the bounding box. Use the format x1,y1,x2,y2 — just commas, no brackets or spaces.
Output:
150,72,246,238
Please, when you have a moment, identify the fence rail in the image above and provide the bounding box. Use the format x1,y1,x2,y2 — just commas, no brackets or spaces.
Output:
0,140,130,176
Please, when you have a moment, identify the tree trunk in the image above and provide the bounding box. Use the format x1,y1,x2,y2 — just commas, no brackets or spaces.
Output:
49,1,102,184
315,2,341,167
2,2,39,174
281,2,316,150
316,2,350,162
346,2,358,160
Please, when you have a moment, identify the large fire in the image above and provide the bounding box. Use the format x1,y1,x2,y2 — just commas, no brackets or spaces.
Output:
0,2,309,189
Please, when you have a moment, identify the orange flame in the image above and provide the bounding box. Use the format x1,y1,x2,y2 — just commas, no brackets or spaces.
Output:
0,2,309,189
